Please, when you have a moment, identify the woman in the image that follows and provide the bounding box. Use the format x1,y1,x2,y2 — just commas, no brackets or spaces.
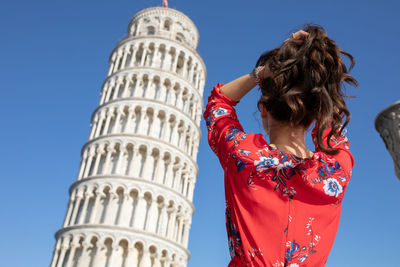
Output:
203,24,358,267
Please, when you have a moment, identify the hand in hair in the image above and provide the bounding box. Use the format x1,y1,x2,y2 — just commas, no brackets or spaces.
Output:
284,29,310,42
259,30,310,79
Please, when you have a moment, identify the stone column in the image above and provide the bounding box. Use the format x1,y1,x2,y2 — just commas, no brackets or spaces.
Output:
138,109,147,135
187,178,195,201
112,109,123,133
133,193,147,229
170,164,182,190
155,155,165,184
191,101,197,121
146,47,154,67
139,247,152,267
188,132,194,156
108,61,115,76
143,149,154,180
50,238,62,267
150,108,160,137
94,112,106,138
104,191,118,225
64,237,79,267
129,145,141,178
162,116,171,142
91,146,104,176
180,126,188,149
167,207,177,239
176,87,184,110
146,197,159,233
140,47,148,66
129,46,138,67
183,218,191,247
112,81,122,100
69,189,83,225
173,51,180,73
77,151,88,180
114,146,125,175
153,255,162,267
176,216,183,242
189,63,196,80
122,76,131,98
159,203,169,237
104,80,115,102
153,44,160,67
133,74,143,97
182,172,189,196
117,193,130,226
92,240,106,267
89,115,99,140
375,101,400,180
193,70,198,87
103,146,114,174
76,240,92,267
120,47,129,69
159,82,167,102
108,243,120,266
170,120,178,144
55,237,70,267
163,255,172,267
113,52,122,73
193,140,199,161
167,86,176,105
83,150,96,178
62,190,76,227
89,190,105,224
124,107,135,133
102,110,113,136
164,160,175,187
99,82,110,104
180,55,187,77
125,244,139,267
78,190,93,224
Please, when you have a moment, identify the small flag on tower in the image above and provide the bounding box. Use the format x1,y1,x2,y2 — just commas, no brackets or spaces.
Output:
163,0,168,8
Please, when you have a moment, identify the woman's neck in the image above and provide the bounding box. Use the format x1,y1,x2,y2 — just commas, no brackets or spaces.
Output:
269,126,314,158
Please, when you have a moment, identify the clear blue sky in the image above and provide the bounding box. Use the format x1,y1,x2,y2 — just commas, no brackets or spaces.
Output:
1,0,399,266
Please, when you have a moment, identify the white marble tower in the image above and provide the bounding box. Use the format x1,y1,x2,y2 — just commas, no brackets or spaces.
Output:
50,2,206,266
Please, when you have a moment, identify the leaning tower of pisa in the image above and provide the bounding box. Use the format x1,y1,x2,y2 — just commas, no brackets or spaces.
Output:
50,3,206,267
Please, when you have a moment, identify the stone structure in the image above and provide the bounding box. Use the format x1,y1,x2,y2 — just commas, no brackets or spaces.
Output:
49,4,206,267
375,101,400,180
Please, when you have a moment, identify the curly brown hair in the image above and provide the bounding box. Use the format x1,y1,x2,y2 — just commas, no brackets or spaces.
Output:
255,24,359,155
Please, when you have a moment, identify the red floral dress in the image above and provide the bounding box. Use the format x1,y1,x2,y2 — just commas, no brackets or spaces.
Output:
203,83,354,267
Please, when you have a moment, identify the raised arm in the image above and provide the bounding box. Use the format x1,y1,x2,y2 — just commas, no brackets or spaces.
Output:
203,72,260,168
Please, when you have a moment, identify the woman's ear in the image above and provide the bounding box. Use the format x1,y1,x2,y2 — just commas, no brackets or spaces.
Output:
260,103,268,118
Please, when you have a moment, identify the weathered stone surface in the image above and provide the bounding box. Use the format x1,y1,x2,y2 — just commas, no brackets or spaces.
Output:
375,101,400,180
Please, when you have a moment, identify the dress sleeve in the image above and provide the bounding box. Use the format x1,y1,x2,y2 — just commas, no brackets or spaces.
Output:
203,82,246,168
311,117,354,177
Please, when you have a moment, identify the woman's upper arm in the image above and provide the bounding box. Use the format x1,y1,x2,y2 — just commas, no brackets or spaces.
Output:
203,83,246,168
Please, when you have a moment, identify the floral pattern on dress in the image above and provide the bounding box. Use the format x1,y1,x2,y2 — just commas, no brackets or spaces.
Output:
323,177,343,197
284,217,321,265
226,202,263,265
203,83,354,266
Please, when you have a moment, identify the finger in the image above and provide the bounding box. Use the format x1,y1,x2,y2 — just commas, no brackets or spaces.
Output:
293,30,309,39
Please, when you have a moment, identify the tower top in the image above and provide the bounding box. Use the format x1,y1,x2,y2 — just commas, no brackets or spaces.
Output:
163,0,168,8
128,6,200,49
